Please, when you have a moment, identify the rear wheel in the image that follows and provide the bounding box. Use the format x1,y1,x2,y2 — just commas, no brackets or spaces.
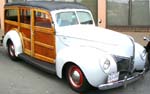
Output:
7,41,17,60
66,64,90,93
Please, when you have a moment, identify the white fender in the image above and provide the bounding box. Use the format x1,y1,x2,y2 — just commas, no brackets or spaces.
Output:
3,30,23,57
56,46,117,87
134,42,147,70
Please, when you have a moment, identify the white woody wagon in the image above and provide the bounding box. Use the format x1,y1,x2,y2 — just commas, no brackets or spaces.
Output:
2,1,149,92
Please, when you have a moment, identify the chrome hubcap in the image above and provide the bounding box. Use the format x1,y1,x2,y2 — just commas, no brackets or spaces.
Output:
9,45,15,56
68,66,83,88
71,70,80,84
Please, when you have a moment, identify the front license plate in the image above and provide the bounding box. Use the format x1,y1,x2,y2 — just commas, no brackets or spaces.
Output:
107,72,119,83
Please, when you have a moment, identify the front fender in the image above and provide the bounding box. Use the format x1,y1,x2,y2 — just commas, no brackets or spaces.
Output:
134,42,147,70
56,47,110,87
3,30,23,57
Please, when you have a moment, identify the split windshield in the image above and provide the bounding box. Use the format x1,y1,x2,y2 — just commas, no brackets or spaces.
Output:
56,11,93,27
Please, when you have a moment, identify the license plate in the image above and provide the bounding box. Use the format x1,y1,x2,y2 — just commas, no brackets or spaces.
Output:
107,72,119,83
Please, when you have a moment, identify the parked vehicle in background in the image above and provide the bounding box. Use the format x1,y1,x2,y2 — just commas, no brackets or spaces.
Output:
2,1,149,93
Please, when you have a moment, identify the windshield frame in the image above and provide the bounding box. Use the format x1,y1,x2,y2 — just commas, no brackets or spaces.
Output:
52,9,95,27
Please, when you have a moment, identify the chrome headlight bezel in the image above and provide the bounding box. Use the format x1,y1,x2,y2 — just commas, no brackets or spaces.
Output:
103,59,111,70
99,55,114,74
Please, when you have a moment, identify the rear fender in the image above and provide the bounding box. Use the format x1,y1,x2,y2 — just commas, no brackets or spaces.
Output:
3,30,23,57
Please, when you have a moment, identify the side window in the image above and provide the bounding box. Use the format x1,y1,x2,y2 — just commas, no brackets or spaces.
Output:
20,9,31,24
77,11,93,24
35,11,51,28
5,9,18,22
56,12,78,26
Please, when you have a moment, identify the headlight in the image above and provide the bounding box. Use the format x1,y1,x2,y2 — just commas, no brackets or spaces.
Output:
103,59,111,70
100,55,117,74
100,56,112,74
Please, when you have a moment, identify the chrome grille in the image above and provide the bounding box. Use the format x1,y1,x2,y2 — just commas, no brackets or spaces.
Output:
114,56,134,72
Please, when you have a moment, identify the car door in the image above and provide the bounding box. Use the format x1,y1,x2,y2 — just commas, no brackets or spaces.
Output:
20,8,32,56
32,9,56,63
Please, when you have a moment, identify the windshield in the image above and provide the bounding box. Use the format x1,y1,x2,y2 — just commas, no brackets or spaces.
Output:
56,11,93,27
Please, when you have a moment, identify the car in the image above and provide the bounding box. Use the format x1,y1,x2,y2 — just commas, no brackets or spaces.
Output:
2,1,149,93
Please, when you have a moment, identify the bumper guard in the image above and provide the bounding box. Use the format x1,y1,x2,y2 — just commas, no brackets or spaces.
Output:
98,68,146,90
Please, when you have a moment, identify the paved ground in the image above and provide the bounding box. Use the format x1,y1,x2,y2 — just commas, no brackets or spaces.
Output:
122,31,150,46
0,32,150,94
0,46,77,94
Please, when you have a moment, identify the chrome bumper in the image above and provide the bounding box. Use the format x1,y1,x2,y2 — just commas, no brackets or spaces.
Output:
98,69,146,90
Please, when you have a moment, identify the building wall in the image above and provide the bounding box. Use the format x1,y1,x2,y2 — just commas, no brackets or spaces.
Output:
106,0,150,32
98,0,106,27
0,0,5,32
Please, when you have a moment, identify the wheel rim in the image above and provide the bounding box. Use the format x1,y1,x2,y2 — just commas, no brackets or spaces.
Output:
9,43,15,57
68,65,83,88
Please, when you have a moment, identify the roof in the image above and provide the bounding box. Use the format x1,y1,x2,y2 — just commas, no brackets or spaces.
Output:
5,1,88,11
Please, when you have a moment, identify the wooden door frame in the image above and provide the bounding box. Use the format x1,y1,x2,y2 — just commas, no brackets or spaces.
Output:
31,8,56,63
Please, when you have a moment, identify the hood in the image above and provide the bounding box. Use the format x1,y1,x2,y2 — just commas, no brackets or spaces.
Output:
56,25,134,57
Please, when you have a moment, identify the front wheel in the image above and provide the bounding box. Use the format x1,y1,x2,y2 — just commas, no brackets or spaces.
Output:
7,41,18,60
66,64,90,93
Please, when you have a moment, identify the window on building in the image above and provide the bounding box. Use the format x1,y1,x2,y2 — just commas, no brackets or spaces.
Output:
107,0,150,26
131,0,150,26
107,0,129,26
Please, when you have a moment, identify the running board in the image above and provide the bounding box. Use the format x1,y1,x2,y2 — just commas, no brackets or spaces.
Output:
18,53,56,74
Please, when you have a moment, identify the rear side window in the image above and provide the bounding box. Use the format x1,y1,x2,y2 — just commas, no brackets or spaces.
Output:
35,11,51,28
5,9,18,22
20,9,31,24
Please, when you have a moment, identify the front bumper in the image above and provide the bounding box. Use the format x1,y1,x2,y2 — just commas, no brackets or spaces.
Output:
98,68,146,90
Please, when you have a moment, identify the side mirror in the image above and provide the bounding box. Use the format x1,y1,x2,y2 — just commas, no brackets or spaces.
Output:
144,36,150,42
144,37,147,40
98,19,102,24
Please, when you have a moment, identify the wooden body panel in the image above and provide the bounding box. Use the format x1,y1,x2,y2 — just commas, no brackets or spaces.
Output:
20,24,31,55
34,26,55,63
4,21,18,34
4,6,56,64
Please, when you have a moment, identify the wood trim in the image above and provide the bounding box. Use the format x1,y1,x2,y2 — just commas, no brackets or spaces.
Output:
24,48,31,55
5,20,18,26
20,23,30,29
5,5,56,63
35,41,54,50
5,6,19,9
23,36,30,42
34,53,55,63
34,26,54,34
31,9,35,56
33,8,49,14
